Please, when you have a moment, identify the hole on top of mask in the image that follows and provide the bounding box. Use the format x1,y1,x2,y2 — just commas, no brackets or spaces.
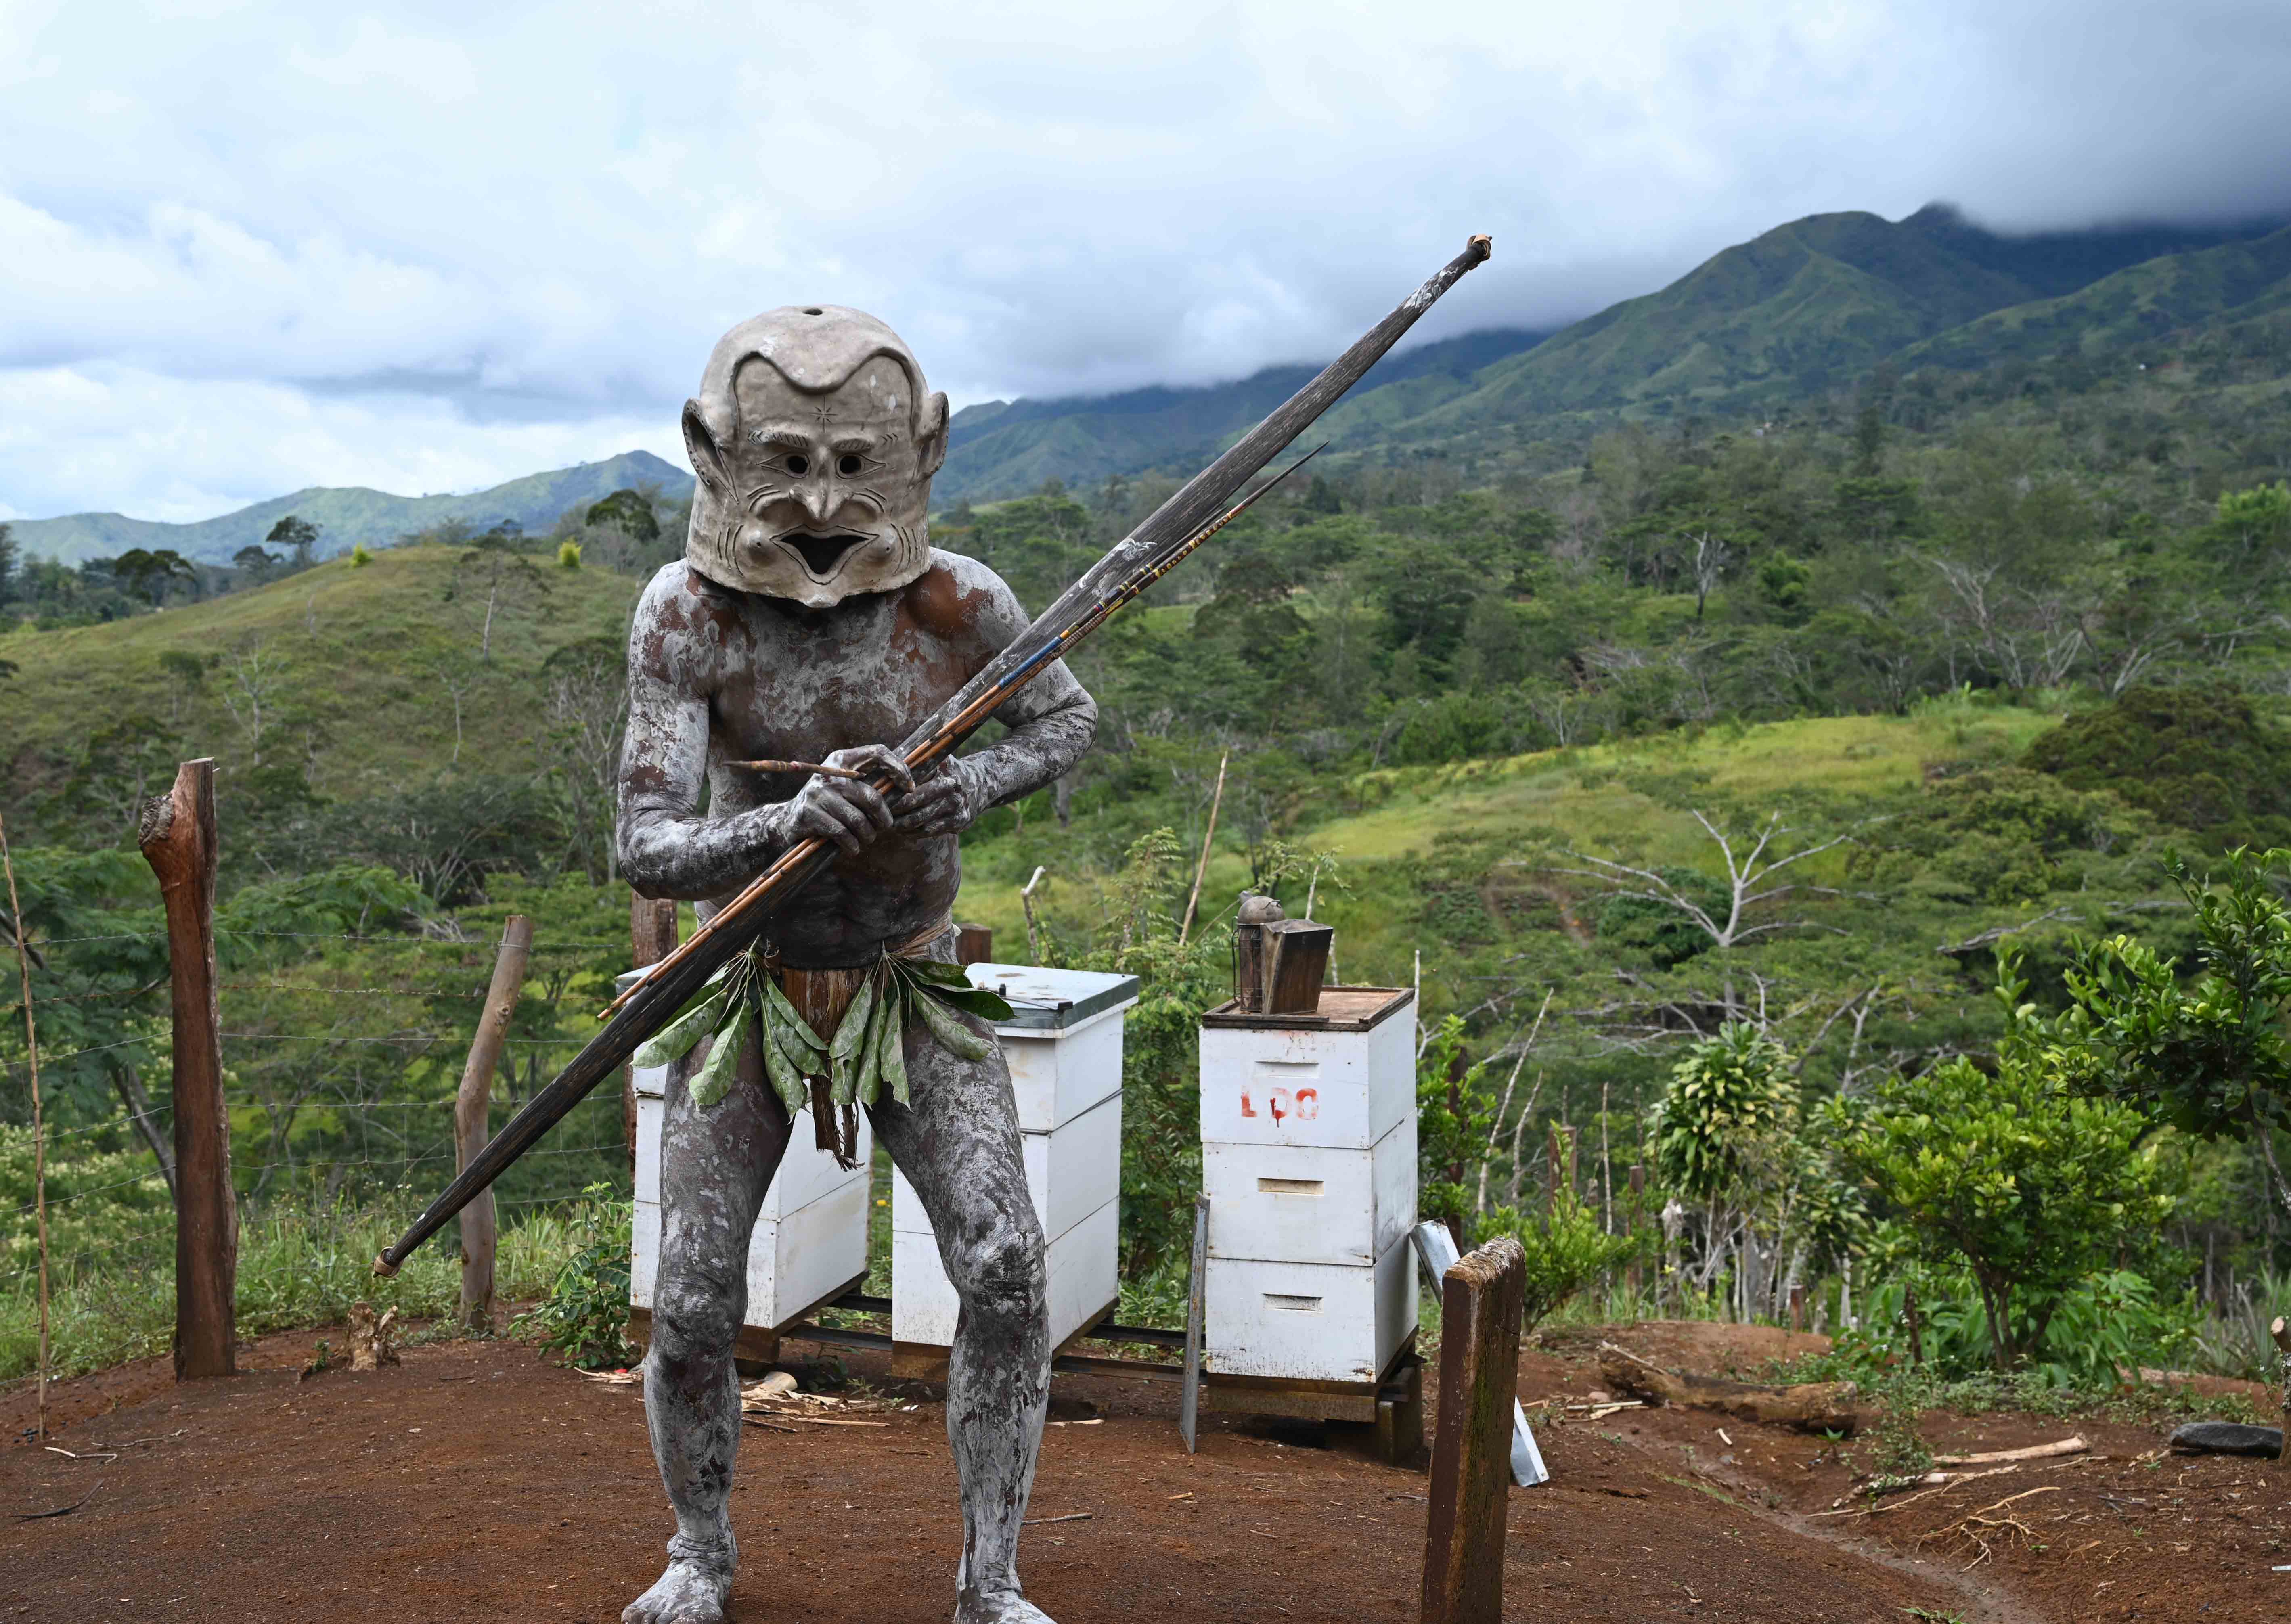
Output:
837,454,862,476
802,307,824,315
785,454,809,476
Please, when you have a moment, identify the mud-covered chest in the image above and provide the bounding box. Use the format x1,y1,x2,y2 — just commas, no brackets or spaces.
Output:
707,622,973,751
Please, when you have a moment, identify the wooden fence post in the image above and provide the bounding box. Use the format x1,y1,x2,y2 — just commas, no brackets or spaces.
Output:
629,892,678,1175
138,759,234,1380
2270,1316,2290,1470
1627,1162,1646,1300
1421,1233,1525,1624
457,915,532,1331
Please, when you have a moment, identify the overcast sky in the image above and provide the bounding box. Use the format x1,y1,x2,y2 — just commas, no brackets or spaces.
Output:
4,1,2288,526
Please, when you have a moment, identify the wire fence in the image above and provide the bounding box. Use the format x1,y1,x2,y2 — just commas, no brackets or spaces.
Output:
4,927,642,1299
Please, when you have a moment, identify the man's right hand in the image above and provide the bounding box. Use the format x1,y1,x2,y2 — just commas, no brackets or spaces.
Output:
783,745,916,856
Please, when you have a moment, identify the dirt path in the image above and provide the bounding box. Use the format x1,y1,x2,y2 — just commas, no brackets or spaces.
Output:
3,1324,1967,1624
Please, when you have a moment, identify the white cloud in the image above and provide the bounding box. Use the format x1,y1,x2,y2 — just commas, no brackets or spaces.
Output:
1,0,2286,525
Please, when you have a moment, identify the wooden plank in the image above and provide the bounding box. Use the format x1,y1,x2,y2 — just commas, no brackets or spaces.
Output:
1200,986,1413,1032
1180,1193,1209,1452
137,759,235,1381
953,923,994,965
1420,1235,1525,1624
1411,1222,1545,1486
456,915,532,1331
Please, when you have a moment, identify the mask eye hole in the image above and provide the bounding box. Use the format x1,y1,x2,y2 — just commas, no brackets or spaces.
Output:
836,453,862,477
785,454,809,476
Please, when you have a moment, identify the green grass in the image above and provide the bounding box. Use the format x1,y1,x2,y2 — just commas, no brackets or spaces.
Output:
0,544,642,806
952,698,2058,993
0,1196,601,1385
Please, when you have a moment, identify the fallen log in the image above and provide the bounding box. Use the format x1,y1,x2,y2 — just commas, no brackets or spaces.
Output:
1596,1341,1859,1435
1932,1435,2086,1466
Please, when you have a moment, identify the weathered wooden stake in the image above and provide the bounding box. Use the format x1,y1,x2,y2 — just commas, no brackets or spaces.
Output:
137,759,235,1380
1180,1193,1210,1453
457,914,532,1331
1789,1282,1807,1333
1177,749,1229,946
629,891,678,1174
2271,1316,2291,1469
1422,1233,1525,1624
1626,1162,1646,1299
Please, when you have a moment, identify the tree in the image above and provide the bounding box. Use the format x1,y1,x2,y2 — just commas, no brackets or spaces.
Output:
0,522,16,615
232,544,282,585
2059,848,2291,1218
110,547,195,608
540,637,629,882
585,488,660,545
219,639,289,766
266,515,322,569
444,523,550,663
1845,951,2172,1368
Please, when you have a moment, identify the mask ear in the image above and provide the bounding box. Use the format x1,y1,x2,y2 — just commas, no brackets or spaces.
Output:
683,399,731,496
916,391,950,479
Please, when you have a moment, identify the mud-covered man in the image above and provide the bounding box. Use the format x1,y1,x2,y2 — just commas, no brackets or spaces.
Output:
615,306,1095,1624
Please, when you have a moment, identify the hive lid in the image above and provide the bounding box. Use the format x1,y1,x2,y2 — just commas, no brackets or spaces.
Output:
964,963,1141,1031
1200,985,1414,1033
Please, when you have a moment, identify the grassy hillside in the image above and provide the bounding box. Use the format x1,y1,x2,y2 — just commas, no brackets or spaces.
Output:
11,451,692,567
0,542,643,814
954,701,2060,998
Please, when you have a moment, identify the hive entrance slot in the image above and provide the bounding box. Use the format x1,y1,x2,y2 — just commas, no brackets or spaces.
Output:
1263,1293,1324,1312
1256,1177,1325,1195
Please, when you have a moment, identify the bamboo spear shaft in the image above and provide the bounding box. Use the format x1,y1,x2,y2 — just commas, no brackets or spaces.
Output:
377,235,1491,1274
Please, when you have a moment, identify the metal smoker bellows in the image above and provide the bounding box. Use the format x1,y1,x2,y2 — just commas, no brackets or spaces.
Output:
1231,894,1334,1015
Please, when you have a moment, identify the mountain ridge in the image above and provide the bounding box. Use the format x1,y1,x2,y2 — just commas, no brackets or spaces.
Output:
9,450,694,567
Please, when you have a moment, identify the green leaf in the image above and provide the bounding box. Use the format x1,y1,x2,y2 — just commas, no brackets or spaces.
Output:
899,958,974,989
759,1000,808,1119
689,999,751,1111
764,976,827,1055
631,988,729,1069
881,993,911,1106
854,983,893,1110
912,984,993,1061
924,983,1015,1023
829,975,877,1105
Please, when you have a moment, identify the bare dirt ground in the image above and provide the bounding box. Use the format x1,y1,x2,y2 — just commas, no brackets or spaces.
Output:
2,1318,2276,1623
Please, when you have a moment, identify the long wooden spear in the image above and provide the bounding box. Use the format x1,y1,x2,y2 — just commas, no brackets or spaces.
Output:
377,233,1491,1273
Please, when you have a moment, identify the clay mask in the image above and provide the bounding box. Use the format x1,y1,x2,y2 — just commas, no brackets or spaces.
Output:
681,306,950,608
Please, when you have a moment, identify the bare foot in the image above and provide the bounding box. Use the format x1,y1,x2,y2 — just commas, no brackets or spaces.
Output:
957,1586,1055,1624
623,1551,734,1624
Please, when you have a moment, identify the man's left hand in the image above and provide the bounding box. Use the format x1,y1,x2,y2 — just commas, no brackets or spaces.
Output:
890,758,984,837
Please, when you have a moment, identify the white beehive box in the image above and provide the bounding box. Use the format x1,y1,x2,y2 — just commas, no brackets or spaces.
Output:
1198,987,1418,1388
890,964,1137,1353
623,971,873,1335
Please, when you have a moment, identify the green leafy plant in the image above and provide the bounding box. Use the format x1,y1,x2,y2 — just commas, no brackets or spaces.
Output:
1417,1015,1495,1242
1844,951,2174,1369
511,1184,637,1370
1480,1191,1644,1331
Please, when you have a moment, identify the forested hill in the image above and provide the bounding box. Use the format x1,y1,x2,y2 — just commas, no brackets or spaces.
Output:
10,450,693,567
936,203,2289,502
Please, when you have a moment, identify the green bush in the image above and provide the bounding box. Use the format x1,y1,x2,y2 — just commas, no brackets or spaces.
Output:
510,1183,637,1369
2027,684,2291,850
1479,1192,1644,1331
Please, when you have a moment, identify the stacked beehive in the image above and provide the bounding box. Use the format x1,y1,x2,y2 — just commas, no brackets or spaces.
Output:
891,963,1137,1364
1198,987,1418,1386
624,973,873,1349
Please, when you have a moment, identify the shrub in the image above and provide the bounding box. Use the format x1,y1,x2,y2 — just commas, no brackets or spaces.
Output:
511,1183,637,1369
349,543,374,568
557,540,582,569
2026,684,2291,849
1843,953,2174,1369
1479,1192,1643,1331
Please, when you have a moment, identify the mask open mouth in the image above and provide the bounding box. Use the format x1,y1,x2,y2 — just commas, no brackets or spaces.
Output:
781,531,870,578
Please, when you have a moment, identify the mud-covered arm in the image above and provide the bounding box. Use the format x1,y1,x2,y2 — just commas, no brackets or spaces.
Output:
898,569,1097,836
615,576,784,898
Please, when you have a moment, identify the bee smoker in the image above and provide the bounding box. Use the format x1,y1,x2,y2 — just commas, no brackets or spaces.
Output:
1232,893,1335,1016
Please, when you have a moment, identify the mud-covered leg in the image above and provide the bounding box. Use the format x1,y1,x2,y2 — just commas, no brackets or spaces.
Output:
871,992,1052,1624
626,1028,789,1624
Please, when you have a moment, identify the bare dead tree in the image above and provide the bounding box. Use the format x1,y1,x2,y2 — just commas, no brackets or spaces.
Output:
218,640,289,766
1549,810,1867,951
